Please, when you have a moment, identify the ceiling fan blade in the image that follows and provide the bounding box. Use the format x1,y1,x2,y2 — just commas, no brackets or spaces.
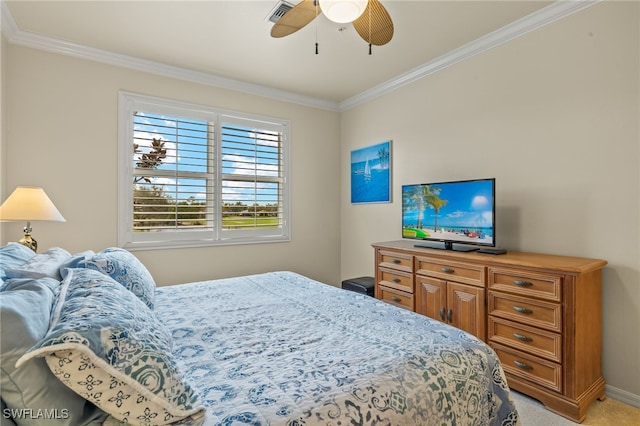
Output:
352,0,394,46
271,0,321,38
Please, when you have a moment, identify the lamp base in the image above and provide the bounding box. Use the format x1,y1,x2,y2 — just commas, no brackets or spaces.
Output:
18,223,37,252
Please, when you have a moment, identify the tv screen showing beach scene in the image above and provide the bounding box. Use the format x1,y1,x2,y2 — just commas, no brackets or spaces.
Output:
402,178,495,247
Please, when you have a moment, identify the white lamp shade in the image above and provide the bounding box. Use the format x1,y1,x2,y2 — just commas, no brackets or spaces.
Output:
319,0,368,24
0,186,66,222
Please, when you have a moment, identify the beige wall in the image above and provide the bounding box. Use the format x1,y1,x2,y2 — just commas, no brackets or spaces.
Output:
2,45,342,287
341,2,639,401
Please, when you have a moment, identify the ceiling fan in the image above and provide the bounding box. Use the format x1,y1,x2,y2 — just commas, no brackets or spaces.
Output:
270,0,394,54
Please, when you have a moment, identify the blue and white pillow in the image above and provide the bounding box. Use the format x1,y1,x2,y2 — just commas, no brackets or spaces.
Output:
16,268,204,426
76,247,156,308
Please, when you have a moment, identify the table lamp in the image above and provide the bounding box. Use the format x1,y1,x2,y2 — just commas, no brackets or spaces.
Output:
0,186,66,252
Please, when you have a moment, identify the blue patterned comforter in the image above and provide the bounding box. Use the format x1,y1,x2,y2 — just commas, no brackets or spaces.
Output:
154,271,519,426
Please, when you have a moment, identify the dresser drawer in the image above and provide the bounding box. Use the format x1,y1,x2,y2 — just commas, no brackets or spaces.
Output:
493,344,562,393
378,285,413,310
416,257,485,287
379,250,414,273
379,268,414,293
488,292,562,333
489,317,561,363
488,268,561,302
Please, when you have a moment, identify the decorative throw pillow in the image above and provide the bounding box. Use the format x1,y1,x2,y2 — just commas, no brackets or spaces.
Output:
0,243,36,281
5,247,71,281
0,277,106,426
76,247,156,308
16,268,204,426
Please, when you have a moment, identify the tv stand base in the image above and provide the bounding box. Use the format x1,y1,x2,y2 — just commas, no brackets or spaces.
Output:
414,241,479,252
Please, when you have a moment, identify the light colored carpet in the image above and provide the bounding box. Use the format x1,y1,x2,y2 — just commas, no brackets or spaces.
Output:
512,390,640,425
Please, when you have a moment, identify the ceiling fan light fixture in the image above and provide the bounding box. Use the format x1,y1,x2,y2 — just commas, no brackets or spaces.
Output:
319,0,368,24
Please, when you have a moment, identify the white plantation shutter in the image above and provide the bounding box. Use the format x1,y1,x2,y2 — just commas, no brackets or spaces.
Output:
220,116,284,238
118,92,290,250
132,113,213,238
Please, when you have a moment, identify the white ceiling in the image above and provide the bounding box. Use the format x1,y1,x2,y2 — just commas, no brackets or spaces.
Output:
4,1,572,108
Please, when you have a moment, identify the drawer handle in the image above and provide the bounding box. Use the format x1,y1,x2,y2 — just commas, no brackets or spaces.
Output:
514,360,533,370
441,267,454,274
513,333,533,342
513,306,533,314
514,280,533,287
392,259,401,264
391,296,402,302
439,307,445,321
392,278,401,283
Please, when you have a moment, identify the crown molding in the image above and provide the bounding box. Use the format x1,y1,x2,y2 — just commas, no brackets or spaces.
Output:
0,1,341,112
339,0,601,111
2,0,600,113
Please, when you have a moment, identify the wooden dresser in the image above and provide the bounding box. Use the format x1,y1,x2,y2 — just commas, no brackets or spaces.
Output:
372,240,607,423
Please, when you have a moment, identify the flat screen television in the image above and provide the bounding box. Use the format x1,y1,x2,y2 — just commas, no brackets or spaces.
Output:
402,178,496,252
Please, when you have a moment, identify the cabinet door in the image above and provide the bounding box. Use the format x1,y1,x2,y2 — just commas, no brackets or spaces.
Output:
448,282,486,341
416,277,447,322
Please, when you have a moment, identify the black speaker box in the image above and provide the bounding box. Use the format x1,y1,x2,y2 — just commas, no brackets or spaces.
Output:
341,276,375,297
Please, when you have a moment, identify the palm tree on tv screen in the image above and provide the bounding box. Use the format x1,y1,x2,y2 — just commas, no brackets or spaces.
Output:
425,191,448,232
405,185,448,232
404,185,446,230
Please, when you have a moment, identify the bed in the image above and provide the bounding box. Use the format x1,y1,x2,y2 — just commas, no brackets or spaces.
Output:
0,244,519,426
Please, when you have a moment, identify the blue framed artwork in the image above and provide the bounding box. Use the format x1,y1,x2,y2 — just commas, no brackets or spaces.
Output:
351,140,392,204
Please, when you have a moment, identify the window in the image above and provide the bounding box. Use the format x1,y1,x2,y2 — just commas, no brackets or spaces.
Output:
118,92,290,250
